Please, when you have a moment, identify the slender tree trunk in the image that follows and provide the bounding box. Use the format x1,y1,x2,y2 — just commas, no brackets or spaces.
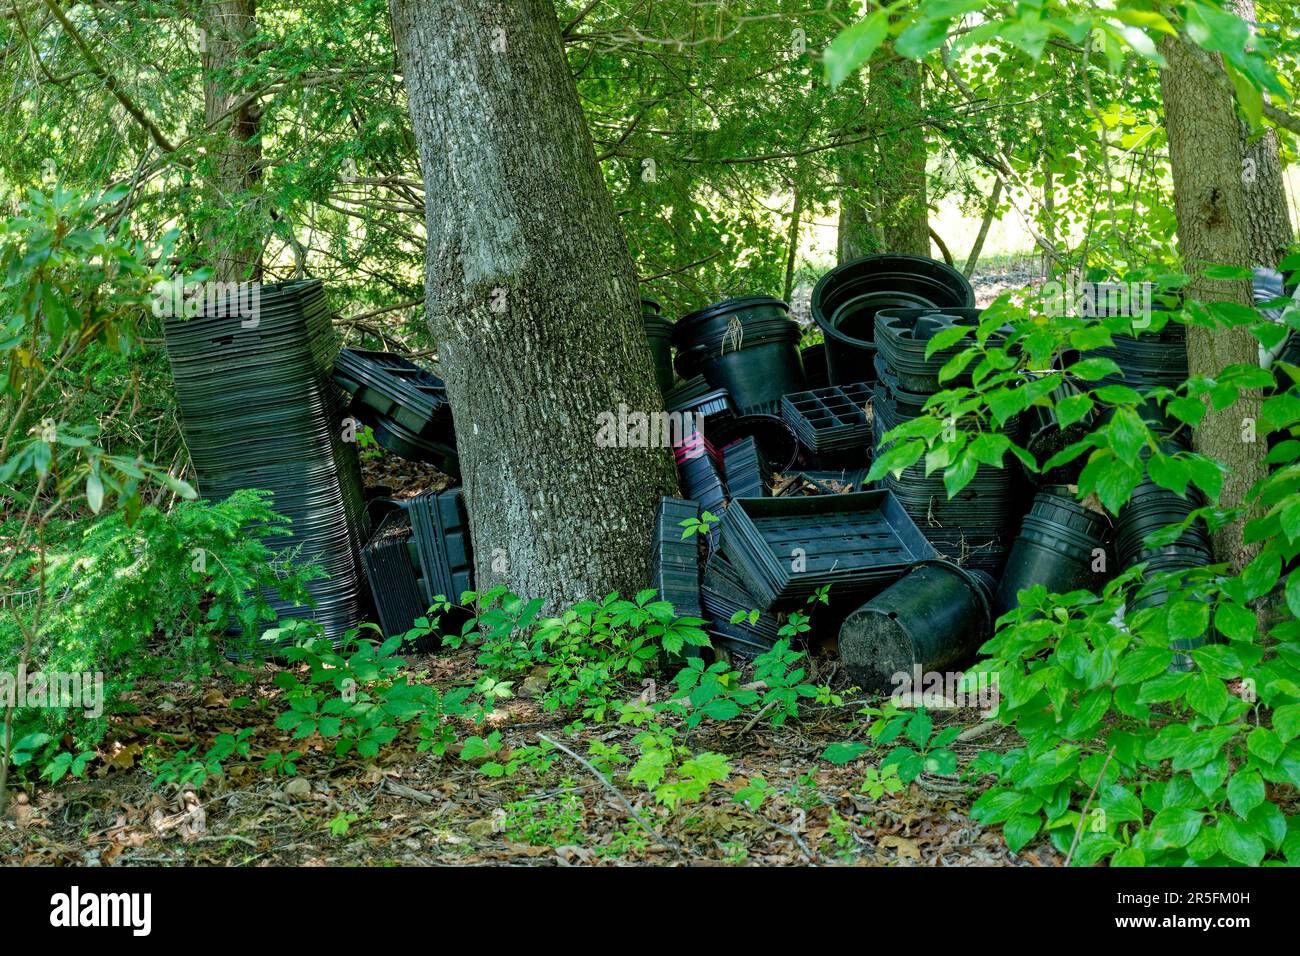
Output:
783,190,803,302
1160,34,1266,570
964,175,1003,278
200,0,262,282
837,155,880,263
871,52,929,257
390,0,677,607
1231,0,1293,268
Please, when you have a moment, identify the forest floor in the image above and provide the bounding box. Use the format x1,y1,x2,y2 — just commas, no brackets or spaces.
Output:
0,650,1059,867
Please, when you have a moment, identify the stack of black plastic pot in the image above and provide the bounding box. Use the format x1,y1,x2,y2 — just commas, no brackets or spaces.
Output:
163,279,370,649
642,299,676,397
1079,283,1186,434
672,296,807,415
665,377,732,539
651,497,705,661
1115,441,1214,668
722,437,769,498
359,488,473,649
333,349,459,477
360,508,432,649
811,254,976,386
993,491,1112,619
872,306,1020,574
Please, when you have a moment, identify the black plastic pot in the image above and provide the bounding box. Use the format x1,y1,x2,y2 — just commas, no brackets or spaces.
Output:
704,413,800,472
801,342,830,390
838,560,995,692
641,300,676,397
672,296,806,414
993,492,1110,619
1116,479,1210,569
811,255,975,386
875,307,992,394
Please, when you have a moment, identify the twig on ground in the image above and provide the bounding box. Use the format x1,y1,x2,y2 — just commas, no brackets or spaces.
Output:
538,733,686,861
1064,746,1115,868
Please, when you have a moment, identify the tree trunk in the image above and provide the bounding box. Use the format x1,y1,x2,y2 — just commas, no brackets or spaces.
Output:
1160,34,1266,570
389,0,677,608
871,52,929,257
200,0,262,282
1231,0,1293,268
838,154,880,263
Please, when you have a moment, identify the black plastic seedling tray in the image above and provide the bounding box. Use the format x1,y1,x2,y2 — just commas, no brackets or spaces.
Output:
722,437,769,499
164,280,371,649
721,490,937,607
781,382,873,455
361,509,436,650
408,488,473,604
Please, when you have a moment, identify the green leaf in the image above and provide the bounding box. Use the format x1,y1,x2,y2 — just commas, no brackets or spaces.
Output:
823,12,889,88
1003,813,1042,853
895,17,952,60
1273,703,1300,743
1100,784,1144,824
86,467,104,513
1069,356,1123,381
1148,806,1203,849
820,742,868,765
943,452,979,498
1054,392,1094,429
1166,598,1210,643
1226,770,1265,819
1247,726,1284,765
1216,816,1266,866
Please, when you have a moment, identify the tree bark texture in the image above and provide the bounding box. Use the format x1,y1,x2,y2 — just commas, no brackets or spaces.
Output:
390,0,677,608
200,0,262,283
1232,0,1293,268
870,52,929,257
1160,34,1267,570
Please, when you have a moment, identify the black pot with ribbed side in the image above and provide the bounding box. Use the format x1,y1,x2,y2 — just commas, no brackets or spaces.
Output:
811,255,975,386
838,560,995,692
641,299,676,397
993,492,1111,620
672,296,806,414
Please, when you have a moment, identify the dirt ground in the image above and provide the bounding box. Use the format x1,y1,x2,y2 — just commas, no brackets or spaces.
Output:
0,643,1065,867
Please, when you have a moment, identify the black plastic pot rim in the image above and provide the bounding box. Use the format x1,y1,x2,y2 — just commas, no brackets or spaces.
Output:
675,295,789,334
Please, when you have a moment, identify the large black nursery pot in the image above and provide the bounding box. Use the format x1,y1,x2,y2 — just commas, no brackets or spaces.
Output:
993,491,1111,620
672,296,806,414
811,255,974,386
641,299,676,397
838,560,995,692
